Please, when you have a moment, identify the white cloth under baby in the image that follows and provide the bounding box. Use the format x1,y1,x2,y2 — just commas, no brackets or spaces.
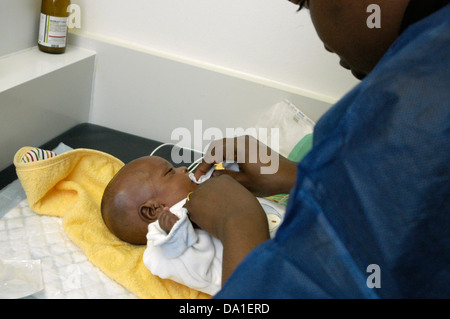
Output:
143,163,286,295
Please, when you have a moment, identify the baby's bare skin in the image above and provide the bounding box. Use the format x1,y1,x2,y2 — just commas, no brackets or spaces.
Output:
157,206,180,233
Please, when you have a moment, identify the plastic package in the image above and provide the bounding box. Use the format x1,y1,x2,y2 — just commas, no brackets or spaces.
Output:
0,259,43,299
255,99,315,157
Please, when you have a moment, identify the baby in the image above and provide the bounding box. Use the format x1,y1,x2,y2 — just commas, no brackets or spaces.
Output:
101,155,285,295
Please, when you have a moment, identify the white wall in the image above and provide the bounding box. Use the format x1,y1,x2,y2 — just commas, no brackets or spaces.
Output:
71,0,359,102
0,0,360,112
0,0,41,56
69,32,332,150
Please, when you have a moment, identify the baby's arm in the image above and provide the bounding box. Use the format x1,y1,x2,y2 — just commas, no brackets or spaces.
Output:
158,207,179,233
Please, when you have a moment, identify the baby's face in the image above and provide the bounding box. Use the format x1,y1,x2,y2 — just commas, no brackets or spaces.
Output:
135,156,196,210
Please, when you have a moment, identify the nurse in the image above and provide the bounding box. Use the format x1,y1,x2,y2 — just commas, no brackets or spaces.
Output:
185,0,450,298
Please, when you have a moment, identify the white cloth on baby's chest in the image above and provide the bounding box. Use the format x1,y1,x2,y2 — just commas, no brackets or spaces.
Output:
144,198,223,295
143,164,285,295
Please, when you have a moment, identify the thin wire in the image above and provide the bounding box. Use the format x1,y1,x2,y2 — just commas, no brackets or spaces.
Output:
149,143,176,156
150,143,204,173
188,157,204,173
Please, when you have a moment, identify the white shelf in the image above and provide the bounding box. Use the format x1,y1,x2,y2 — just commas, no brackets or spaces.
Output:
0,45,96,94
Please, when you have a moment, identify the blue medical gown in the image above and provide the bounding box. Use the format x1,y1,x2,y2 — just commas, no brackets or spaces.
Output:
216,5,450,298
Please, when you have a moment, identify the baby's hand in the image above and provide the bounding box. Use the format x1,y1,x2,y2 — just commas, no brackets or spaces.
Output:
158,207,179,233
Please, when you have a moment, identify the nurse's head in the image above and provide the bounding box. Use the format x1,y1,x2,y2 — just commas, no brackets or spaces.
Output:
290,0,410,79
101,156,196,245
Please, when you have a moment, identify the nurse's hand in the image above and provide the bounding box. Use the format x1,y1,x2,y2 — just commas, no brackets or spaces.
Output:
184,174,270,284
194,135,298,197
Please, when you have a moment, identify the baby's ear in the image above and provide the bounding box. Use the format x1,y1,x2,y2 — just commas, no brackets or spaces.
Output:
139,201,157,222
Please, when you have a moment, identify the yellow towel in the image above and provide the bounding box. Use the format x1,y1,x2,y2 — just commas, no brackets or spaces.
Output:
14,146,210,299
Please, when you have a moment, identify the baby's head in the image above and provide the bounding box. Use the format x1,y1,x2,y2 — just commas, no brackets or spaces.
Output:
101,156,196,245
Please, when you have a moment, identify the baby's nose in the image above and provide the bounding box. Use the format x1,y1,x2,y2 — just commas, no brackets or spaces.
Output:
176,166,189,174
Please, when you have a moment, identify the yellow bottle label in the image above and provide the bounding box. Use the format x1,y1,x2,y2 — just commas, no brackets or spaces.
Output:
38,13,68,48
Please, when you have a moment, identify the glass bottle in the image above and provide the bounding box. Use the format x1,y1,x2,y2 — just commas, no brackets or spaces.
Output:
38,0,71,54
